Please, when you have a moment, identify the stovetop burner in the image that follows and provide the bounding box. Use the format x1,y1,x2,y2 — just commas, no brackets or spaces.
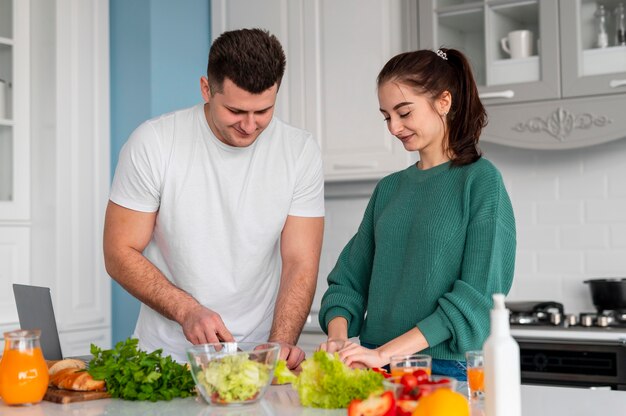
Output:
507,301,626,329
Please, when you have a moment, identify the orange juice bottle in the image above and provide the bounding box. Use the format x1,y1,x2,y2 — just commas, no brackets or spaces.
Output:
0,329,49,405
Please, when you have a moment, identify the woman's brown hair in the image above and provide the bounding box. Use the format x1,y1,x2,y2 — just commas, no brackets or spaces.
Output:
377,48,486,166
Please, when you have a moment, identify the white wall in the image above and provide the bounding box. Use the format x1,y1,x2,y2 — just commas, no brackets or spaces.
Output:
313,138,626,319
483,138,626,314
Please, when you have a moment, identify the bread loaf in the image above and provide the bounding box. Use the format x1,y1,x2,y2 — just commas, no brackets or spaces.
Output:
49,367,106,392
48,358,86,375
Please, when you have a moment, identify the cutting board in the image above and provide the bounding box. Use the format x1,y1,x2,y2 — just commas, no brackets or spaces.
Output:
43,387,111,404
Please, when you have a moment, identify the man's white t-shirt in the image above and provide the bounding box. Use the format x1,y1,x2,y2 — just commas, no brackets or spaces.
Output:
110,104,325,361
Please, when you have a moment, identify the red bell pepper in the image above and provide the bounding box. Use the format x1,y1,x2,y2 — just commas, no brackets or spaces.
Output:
347,391,396,416
371,367,392,379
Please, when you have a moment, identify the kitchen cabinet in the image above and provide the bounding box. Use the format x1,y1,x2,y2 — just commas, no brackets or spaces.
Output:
0,0,111,356
561,1,626,98
419,0,560,105
0,226,29,341
419,0,626,150
211,0,416,181
0,0,31,339
0,0,29,220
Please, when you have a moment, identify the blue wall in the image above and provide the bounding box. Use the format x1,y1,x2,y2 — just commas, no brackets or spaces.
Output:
109,0,211,344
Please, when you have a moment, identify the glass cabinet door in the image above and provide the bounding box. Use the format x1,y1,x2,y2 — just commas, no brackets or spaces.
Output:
561,0,626,97
418,0,560,105
0,0,29,220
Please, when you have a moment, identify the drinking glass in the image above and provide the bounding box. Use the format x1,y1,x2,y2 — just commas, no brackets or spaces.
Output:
466,350,485,401
389,353,432,378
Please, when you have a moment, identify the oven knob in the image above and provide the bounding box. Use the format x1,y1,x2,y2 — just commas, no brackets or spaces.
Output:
596,315,613,327
565,314,579,327
549,312,562,326
580,314,595,327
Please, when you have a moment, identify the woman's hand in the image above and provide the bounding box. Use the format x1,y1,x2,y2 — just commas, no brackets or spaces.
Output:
337,341,389,369
317,338,348,353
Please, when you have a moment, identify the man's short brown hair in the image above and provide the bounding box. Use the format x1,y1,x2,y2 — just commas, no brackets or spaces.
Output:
207,28,286,95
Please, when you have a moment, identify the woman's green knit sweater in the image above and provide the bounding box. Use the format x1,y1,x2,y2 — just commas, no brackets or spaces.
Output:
319,158,516,361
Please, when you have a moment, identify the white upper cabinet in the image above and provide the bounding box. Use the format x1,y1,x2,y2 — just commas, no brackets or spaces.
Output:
0,0,30,220
212,0,415,182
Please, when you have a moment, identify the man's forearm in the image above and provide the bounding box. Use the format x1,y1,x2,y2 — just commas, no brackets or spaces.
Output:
269,265,317,345
105,246,199,324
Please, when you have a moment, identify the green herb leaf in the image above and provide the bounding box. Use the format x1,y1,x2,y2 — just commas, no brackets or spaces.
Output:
87,338,195,401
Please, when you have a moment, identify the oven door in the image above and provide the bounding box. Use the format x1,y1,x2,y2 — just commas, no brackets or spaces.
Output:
516,338,626,390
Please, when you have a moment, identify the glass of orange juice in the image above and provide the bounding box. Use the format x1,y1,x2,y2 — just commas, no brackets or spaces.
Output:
0,329,49,405
389,354,432,378
465,350,484,401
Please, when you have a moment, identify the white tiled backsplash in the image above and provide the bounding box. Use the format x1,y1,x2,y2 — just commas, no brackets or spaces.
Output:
313,138,626,322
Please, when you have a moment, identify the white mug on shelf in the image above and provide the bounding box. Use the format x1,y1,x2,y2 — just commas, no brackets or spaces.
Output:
501,30,534,59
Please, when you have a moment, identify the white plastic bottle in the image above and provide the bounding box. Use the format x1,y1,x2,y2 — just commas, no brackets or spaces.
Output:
484,293,522,416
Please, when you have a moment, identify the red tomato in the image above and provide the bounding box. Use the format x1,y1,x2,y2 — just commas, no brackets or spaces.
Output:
400,374,419,394
435,378,451,384
347,391,396,416
412,369,429,384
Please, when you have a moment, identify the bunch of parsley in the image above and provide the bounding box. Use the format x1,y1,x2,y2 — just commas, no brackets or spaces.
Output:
87,338,195,401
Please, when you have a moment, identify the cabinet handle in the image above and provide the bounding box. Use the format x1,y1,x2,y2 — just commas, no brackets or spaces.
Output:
333,162,379,170
609,79,626,88
479,90,515,99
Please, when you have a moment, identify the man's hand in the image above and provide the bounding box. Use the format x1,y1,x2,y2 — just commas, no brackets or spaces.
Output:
180,304,235,345
276,342,306,370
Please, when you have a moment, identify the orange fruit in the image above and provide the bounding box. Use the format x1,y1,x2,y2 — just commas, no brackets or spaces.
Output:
412,388,469,416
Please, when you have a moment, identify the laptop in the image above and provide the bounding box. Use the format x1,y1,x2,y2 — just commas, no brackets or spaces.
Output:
12,283,92,362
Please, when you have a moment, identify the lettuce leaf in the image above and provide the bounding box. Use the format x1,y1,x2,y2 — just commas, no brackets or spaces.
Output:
277,351,383,408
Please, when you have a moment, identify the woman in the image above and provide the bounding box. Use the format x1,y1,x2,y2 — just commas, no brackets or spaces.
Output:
318,48,516,381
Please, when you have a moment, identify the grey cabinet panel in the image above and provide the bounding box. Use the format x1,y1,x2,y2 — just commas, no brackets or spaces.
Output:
483,94,626,149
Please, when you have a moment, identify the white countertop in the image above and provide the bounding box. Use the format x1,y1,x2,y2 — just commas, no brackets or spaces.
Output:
2,384,626,416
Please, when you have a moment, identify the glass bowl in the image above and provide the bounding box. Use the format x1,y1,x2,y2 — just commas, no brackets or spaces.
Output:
187,342,280,406
383,375,458,414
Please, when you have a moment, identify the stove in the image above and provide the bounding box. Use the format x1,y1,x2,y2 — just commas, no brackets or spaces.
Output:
506,301,626,390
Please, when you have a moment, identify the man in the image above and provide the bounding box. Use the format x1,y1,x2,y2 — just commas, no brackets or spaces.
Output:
104,28,324,368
